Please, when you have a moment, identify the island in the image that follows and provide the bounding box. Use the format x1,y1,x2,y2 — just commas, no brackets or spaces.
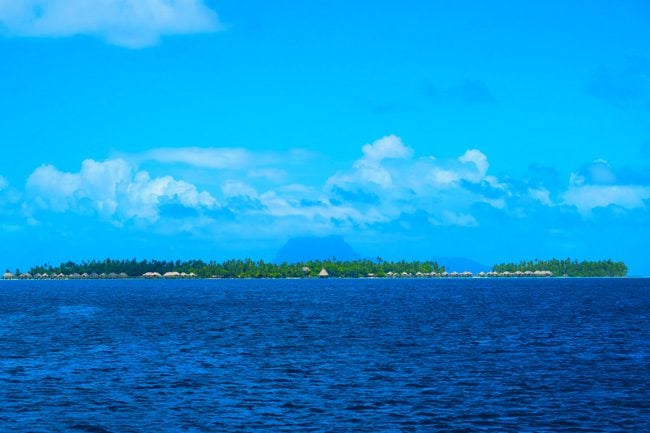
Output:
1,257,628,279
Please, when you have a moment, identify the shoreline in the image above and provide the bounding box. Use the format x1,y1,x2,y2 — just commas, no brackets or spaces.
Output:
0,275,634,281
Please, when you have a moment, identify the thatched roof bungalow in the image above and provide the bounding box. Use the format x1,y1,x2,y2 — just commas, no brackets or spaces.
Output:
3,272,14,280
318,268,329,278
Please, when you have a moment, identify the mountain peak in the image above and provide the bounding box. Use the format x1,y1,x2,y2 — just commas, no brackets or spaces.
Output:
274,236,360,263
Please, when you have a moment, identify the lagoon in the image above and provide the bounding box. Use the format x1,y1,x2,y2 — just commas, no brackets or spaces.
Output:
0,278,648,432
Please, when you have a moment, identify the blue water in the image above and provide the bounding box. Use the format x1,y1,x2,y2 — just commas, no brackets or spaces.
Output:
0,278,648,432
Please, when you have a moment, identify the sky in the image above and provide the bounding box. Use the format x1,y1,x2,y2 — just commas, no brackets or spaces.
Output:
1,0,649,274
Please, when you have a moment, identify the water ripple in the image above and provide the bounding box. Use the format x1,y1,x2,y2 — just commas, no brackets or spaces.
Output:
0,278,648,431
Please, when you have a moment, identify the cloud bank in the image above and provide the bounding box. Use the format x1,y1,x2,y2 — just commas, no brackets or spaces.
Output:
12,136,650,243
0,0,221,47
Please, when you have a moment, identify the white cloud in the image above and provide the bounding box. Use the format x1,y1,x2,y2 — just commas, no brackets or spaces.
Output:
26,158,217,222
360,134,413,162
325,136,505,227
139,147,254,169
221,180,258,199
528,187,554,206
458,149,489,180
348,135,413,188
0,0,221,48
563,185,650,215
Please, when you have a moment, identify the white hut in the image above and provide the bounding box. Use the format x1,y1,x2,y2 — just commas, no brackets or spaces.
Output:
3,272,14,280
318,268,329,278
20,273,33,279
163,271,181,278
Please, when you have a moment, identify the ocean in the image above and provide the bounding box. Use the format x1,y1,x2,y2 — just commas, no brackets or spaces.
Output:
0,278,648,432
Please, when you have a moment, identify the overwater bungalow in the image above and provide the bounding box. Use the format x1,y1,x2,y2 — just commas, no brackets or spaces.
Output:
163,271,181,278
318,268,329,278
142,272,162,278
20,273,33,279
2,272,14,279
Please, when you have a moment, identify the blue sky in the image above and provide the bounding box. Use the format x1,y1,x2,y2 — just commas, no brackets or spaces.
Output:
1,0,649,274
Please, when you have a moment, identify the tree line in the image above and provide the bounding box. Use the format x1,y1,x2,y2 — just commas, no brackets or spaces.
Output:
492,258,627,277
28,258,445,279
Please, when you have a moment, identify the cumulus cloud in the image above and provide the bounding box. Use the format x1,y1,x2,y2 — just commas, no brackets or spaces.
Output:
326,135,506,227
563,185,650,216
350,135,413,188
0,0,221,48
560,159,650,215
528,187,554,206
26,158,217,223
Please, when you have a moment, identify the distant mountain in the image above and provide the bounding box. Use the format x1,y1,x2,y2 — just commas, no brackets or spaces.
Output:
274,236,360,263
433,257,490,273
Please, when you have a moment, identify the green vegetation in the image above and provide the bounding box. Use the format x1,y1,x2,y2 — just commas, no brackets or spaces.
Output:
29,258,445,278
492,258,627,277
24,257,628,278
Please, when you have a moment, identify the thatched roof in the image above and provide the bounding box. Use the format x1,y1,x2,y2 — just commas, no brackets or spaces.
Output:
318,268,329,278
3,272,14,279
163,271,181,278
